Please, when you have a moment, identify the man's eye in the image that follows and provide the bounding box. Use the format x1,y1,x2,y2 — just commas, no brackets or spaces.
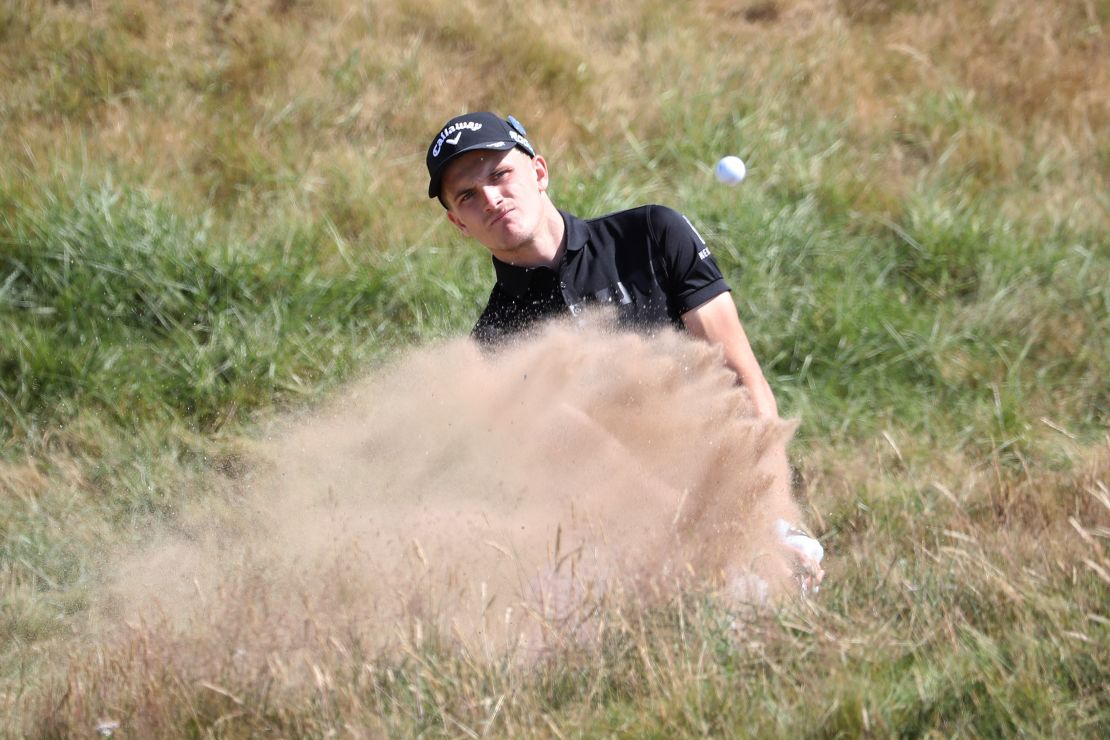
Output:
458,192,472,203
491,169,507,180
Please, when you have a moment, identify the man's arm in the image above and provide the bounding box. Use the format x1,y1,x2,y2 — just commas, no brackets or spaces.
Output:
682,292,779,419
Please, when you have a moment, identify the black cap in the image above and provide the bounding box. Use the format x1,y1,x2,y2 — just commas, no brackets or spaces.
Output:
426,112,536,199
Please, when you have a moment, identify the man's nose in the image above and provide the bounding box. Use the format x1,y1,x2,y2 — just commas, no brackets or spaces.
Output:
480,186,502,210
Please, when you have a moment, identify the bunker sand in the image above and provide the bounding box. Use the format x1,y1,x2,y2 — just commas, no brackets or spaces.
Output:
111,320,807,658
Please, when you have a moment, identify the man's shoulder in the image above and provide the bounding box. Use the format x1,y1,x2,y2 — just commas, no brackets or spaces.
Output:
581,203,675,226
578,204,689,240
581,205,701,248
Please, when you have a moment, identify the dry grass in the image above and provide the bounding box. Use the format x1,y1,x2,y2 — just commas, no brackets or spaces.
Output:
9,434,1107,736
681,0,1110,231
5,0,1105,230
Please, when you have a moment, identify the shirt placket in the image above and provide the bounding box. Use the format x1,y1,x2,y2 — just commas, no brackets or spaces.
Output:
557,264,583,317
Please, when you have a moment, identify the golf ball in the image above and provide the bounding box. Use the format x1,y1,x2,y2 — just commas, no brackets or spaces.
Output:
715,155,747,185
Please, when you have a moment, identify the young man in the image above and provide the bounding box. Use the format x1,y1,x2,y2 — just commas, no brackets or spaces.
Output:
426,111,779,418
425,112,824,590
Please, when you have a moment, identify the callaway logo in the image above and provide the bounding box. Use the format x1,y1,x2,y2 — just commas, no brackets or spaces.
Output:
432,121,483,157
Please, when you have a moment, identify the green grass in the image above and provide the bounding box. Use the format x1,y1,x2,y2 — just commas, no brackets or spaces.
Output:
1,0,1108,735
0,179,488,442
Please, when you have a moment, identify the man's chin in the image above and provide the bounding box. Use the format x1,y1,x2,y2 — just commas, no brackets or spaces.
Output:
488,230,526,254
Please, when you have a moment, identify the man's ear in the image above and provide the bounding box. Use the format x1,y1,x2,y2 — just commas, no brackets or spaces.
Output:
533,155,549,192
446,209,469,235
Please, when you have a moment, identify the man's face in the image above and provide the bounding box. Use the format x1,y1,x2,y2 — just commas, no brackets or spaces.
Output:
440,148,550,261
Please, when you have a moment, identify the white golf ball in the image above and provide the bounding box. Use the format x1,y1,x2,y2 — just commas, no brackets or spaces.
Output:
715,155,747,185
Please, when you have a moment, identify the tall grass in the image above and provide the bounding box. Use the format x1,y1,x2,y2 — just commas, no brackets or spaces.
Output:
1,0,1108,735
2,181,404,437
18,448,1110,736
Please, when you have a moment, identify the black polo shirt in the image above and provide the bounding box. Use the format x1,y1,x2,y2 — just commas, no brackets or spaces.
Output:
472,205,730,345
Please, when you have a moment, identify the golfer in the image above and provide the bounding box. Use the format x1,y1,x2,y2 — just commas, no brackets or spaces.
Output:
426,111,780,419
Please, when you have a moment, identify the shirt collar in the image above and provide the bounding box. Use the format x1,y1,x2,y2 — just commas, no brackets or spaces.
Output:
490,210,589,298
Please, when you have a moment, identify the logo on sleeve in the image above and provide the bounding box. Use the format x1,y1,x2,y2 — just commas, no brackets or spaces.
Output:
679,214,711,259
681,215,707,246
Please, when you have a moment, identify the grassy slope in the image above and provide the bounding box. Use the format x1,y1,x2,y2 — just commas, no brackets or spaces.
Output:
1,0,1108,735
